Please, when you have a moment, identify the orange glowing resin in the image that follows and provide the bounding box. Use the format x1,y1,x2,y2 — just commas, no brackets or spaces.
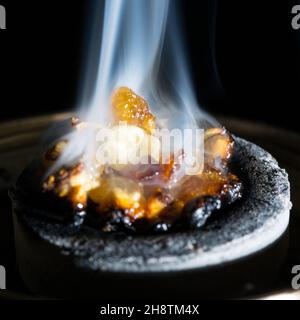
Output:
41,86,242,233
111,87,156,133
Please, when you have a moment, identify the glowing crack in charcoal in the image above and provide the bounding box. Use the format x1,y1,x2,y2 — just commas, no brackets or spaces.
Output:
38,0,242,233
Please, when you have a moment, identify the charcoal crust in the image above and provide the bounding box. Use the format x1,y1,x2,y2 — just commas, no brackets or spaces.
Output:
11,138,291,273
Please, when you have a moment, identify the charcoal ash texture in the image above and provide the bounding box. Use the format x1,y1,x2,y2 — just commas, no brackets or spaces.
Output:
11,137,291,273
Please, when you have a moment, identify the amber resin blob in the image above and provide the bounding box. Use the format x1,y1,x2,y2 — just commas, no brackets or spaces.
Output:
39,87,242,233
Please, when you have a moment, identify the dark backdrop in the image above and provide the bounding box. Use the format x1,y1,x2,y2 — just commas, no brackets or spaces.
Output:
0,0,299,132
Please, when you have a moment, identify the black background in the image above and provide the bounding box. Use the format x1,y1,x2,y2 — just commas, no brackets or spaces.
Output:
0,1,299,132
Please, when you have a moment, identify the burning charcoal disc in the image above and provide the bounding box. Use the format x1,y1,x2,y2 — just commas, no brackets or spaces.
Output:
10,137,291,299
